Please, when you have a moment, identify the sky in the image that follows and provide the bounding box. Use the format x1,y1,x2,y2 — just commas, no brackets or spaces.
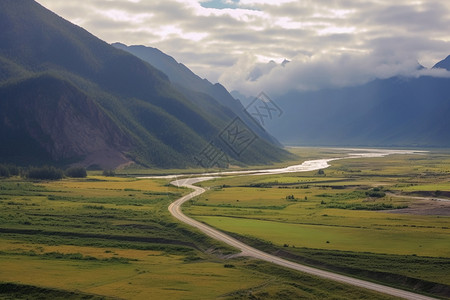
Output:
36,0,450,96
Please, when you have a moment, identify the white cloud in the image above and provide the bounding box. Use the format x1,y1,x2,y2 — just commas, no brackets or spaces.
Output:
219,51,450,97
36,0,450,95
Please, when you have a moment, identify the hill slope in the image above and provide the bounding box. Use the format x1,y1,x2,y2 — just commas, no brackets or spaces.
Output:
0,0,291,168
112,43,281,146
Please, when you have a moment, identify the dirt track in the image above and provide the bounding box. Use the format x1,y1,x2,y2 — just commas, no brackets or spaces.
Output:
386,193,450,216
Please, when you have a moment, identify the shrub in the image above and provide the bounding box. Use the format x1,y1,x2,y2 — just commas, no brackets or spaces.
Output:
26,166,63,180
365,190,386,198
65,167,87,178
7,165,19,176
103,169,116,177
224,264,235,268
0,165,10,177
0,164,20,178
83,205,105,210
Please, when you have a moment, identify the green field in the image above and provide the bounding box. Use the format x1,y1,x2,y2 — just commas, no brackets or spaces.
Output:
195,216,449,257
184,149,450,297
0,169,402,299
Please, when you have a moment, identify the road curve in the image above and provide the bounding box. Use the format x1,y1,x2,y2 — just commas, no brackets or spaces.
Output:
169,176,437,300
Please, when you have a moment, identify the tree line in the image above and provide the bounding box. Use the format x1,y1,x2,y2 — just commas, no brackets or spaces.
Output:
0,164,88,180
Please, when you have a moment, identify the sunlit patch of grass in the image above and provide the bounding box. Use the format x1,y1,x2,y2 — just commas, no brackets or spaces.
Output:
0,239,163,260
48,177,171,190
195,215,450,257
0,249,268,300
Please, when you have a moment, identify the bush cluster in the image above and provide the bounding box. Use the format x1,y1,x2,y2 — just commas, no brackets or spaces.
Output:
0,164,90,181
0,164,122,181
102,169,116,177
26,166,64,180
365,187,386,198
0,164,19,178
65,167,87,178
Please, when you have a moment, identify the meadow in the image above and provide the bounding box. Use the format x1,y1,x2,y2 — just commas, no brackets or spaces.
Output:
184,149,450,298
0,170,401,299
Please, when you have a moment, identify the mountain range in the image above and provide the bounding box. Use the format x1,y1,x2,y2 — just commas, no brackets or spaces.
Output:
2,0,448,170
0,0,291,168
232,58,450,148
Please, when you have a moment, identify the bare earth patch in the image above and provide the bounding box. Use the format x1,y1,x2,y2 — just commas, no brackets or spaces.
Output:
386,193,450,216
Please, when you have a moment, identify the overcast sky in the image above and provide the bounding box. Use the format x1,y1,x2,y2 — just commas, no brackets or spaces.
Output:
36,0,450,96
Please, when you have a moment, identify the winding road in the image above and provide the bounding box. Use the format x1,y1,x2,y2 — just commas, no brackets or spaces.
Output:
166,150,436,300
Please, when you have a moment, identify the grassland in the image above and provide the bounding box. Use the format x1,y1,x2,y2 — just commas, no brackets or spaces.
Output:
184,149,450,298
0,171,401,299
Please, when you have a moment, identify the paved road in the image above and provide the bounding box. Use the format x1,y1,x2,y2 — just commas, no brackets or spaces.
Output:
169,176,437,300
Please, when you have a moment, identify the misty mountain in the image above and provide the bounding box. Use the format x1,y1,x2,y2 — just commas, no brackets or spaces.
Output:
264,71,450,147
112,43,281,146
245,60,290,82
433,55,450,71
0,0,291,168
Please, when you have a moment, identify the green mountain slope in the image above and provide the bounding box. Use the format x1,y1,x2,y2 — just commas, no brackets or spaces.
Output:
0,0,291,168
0,74,132,166
112,43,282,146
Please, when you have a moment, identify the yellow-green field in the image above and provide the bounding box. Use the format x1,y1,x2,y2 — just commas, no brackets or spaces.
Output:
0,171,401,299
195,215,449,257
0,240,266,299
187,184,449,257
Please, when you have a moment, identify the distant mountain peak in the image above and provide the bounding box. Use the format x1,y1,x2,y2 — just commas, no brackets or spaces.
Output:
416,62,426,70
112,42,127,48
432,55,450,71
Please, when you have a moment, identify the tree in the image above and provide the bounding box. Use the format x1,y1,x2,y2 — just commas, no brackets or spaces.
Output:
26,166,63,180
0,165,10,177
65,167,87,178
102,169,116,177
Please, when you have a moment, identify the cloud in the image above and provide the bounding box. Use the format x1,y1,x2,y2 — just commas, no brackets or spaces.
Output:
35,0,450,95
221,51,441,97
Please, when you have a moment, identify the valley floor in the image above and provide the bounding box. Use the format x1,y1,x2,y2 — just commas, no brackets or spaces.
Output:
0,148,449,299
